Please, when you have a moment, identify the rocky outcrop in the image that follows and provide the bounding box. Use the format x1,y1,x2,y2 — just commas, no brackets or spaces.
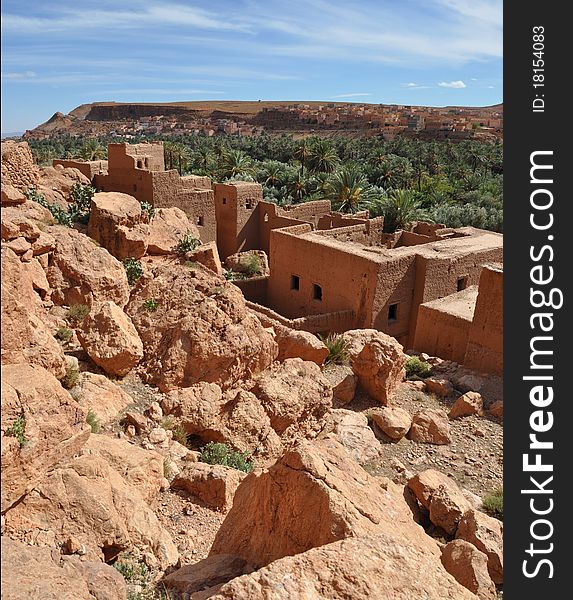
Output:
47,227,130,308
162,384,282,457
127,262,277,391
87,192,149,260
275,327,329,365
77,301,143,376
37,164,91,207
209,533,476,600
450,391,484,418
409,409,451,444
171,462,247,511
441,539,496,600
323,364,357,404
146,207,198,255
1,363,91,512
162,555,254,598
252,358,332,439
210,437,429,568
1,537,127,600
74,372,135,424
456,509,503,584
225,250,269,277
321,409,381,463
1,183,26,205
407,469,471,535
344,329,407,404
185,242,223,276
370,406,412,441
425,377,455,398
1,141,39,192
1,247,67,378
84,434,164,503
4,454,179,568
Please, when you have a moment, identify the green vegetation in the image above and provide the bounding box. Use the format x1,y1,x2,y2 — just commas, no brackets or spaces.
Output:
86,410,101,433
55,326,73,342
140,201,155,220
319,333,350,366
24,184,94,227
62,364,80,389
161,417,188,446
243,254,263,277
113,553,149,584
143,299,159,312
199,441,254,473
175,231,201,254
483,487,503,520
29,134,503,233
405,356,433,379
66,303,90,323
5,415,28,448
124,258,144,285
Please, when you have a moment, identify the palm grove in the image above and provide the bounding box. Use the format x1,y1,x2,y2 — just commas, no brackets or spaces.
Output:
29,134,503,234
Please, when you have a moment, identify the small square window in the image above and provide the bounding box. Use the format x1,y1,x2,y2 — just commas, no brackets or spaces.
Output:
246,201,253,209
457,276,468,292
388,303,398,322
197,216,204,226
313,284,322,301
222,197,227,205
291,275,300,291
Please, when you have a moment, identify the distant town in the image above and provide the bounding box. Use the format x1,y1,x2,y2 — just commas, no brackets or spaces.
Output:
23,100,503,143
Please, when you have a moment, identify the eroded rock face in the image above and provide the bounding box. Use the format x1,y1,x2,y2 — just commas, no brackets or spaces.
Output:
252,358,333,439
456,509,503,584
225,250,269,277
1,537,127,600
37,164,91,207
186,242,223,275
348,330,407,405
275,327,329,365
1,141,39,192
1,363,91,512
1,183,27,205
74,372,134,424
1,247,67,378
127,262,277,391
77,301,143,376
409,409,451,445
171,462,247,512
210,437,428,568
83,435,164,503
47,227,130,308
4,454,179,569
407,469,471,535
321,409,381,463
323,364,357,405
87,192,149,260
209,533,476,600
146,207,198,255
441,539,497,600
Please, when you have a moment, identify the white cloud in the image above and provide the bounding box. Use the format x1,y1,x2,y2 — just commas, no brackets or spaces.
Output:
2,71,36,80
438,80,467,88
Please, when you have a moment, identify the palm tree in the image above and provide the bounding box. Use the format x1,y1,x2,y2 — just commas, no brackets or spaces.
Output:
293,138,312,175
369,189,431,233
286,171,311,203
327,166,374,213
79,139,106,161
219,149,255,180
164,141,190,174
307,139,339,173
259,160,286,188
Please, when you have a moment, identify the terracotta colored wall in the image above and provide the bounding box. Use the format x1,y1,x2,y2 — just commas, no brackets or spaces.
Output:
267,227,380,324
52,159,107,181
232,276,268,305
316,217,385,245
412,303,473,363
465,266,503,374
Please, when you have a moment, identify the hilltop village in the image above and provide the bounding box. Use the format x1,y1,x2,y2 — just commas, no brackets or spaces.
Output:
24,100,503,143
1,139,503,599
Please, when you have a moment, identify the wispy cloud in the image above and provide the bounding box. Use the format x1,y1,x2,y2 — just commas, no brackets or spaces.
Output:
2,71,36,80
330,92,372,98
438,80,467,88
401,82,430,90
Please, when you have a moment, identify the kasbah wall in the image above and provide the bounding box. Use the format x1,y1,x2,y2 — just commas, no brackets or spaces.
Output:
55,141,503,373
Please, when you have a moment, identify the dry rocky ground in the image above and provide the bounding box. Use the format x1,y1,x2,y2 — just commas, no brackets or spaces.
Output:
1,140,504,600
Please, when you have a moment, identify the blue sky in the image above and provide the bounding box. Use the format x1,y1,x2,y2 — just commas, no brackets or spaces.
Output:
1,0,502,132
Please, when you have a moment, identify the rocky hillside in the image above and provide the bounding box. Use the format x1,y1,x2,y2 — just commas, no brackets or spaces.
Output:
1,140,503,599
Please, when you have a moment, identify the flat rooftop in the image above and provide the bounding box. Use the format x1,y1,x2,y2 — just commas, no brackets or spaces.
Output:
419,286,479,321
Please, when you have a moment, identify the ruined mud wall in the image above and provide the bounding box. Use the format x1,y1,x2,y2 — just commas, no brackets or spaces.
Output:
464,266,503,374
